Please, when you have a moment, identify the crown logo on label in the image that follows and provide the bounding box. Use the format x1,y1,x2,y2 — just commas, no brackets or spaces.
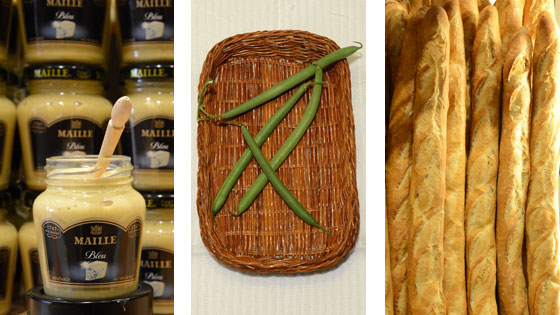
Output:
90,225,103,235
148,251,159,260
71,120,82,129
76,70,91,80
154,119,165,129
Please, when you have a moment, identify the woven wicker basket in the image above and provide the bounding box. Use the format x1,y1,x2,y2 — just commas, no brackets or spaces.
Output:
196,30,360,273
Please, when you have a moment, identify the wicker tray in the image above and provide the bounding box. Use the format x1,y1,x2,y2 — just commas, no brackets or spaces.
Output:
196,30,360,273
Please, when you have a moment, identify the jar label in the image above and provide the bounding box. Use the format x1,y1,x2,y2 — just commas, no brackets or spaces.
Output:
0,248,9,299
117,0,173,43
22,0,106,44
122,117,174,170
29,248,43,287
0,121,5,167
0,0,11,46
41,219,142,286
140,248,173,300
28,117,106,170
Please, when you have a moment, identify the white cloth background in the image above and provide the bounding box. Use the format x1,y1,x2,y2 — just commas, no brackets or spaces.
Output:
191,1,366,314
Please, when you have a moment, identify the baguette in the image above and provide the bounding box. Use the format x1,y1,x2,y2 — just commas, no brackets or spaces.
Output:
409,0,423,13
386,0,408,85
523,0,554,41
496,27,531,315
496,0,523,59
440,1,468,314
525,12,560,315
407,7,448,314
459,0,478,155
465,5,501,315
386,8,428,315
478,0,491,11
386,214,394,315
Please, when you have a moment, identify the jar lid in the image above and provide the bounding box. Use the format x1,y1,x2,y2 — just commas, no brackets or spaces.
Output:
24,190,42,208
142,191,174,209
0,190,11,210
122,64,174,81
27,283,153,315
24,64,105,82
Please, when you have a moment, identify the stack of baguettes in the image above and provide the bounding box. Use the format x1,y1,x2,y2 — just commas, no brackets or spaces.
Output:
385,0,560,314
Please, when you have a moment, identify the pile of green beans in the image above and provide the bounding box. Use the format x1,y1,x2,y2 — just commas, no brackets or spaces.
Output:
211,82,313,218
241,125,330,237
200,43,362,236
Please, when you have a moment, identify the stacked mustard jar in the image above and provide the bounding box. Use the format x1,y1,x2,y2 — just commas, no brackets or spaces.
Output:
17,64,112,191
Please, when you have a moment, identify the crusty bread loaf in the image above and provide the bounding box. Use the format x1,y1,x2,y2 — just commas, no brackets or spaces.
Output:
386,214,394,315
465,5,501,315
386,0,408,86
409,0,423,13
496,26,531,315
459,0,478,155
525,11,560,315
496,0,523,59
478,0,492,10
523,0,554,41
386,8,428,315
440,1,468,314
407,7,448,314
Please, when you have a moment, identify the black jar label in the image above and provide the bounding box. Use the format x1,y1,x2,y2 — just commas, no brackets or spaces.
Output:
0,121,5,167
0,248,9,299
29,248,43,287
29,117,106,170
140,248,173,300
22,0,107,44
41,219,142,286
117,0,173,43
0,0,11,47
122,117,174,170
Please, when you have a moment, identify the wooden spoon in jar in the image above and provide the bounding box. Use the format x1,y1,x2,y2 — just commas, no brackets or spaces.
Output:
92,96,132,178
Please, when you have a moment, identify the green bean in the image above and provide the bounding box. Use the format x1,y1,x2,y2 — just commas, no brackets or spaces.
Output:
240,125,330,237
237,68,324,215
211,81,312,218
219,43,361,120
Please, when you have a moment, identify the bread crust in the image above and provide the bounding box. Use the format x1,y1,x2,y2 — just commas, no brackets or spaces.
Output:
440,1,468,314
386,0,409,86
407,7,449,315
496,0,523,59
386,214,395,315
496,27,531,315
523,0,554,41
525,11,560,315
465,5,501,315
386,8,428,315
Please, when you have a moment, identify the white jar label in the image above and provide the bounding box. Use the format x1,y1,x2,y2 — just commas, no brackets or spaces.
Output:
41,219,142,286
140,248,173,300
122,117,174,170
28,117,106,170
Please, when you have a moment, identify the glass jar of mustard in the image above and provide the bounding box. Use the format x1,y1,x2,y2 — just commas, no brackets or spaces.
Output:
33,155,146,299
16,0,110,65
18,190,41,293
122,64,174,191
0,191,17,315
116,0,173,65
17,64,112,191
141,191,173,314
0,69,16,191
